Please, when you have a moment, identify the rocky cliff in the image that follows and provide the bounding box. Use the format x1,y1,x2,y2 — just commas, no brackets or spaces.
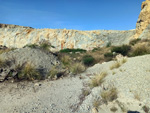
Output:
0,0,149,51
134,0,150,39
0,27,135,50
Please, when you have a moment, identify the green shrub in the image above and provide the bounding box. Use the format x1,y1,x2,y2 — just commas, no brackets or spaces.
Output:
106,42,111,47
92,47,101,52
60,48,86,53
111,45,131,56
129,38,141,45
82,55,95,66
104,52,113,57
40,41,52,51
25,44,38,49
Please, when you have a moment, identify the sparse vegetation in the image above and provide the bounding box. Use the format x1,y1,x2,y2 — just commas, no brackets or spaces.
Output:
110,61,121,70
70,62,85,75
17,63,41,81
93,99,102,109
111,45,131,56
104,52,113,58
129,38,141,45
101,87,118,104
134,93,140,101
92,47,101,52
90,72,107,88
142,105,149,113
112,71,116,75
39,41,52,51
120,58,127,64
82,55,95,66
129,44,150,57
106,42,111,47
82,89,91,97
60,48,86,53
24,44,38,49
110,106,118,112
48,66,58,80
60,55,71,67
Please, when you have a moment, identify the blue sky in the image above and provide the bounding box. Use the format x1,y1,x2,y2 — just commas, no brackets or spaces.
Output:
0,0,144,30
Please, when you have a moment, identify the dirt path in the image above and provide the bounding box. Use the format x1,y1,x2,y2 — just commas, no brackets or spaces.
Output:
0,77,83,113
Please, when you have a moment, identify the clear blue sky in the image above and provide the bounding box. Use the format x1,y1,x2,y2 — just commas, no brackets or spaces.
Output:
0,0,144,30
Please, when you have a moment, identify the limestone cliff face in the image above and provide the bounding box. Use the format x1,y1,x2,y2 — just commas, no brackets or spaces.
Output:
0,26,135,50
135,0,150,38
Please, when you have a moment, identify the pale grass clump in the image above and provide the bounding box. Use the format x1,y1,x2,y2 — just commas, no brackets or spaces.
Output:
101,87,118,104
90,72,107,88
18,63,41,81
48,66,58,80
120,58,127,64
130,43,150,56
110,58,127,70
70,62,85,75
134,93,140,101
110,61,121,70
61,55,71,67
93,99,102,109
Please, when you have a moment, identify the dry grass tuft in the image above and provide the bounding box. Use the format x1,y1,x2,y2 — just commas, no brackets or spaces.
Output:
18,63,41,81
90,72,107,88
48,66,58,80
101,87,118,104
70,62,85,75
93,99,102,109
110,106,118,112
134,93,140,101
110,61,121,70
130,43,150,56
61,55,71,67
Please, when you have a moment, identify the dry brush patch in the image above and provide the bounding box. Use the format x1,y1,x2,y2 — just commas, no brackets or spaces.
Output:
89,72,107,88
110,57,127,70
69,62,85,75
101,87,118,104
17,63,41,81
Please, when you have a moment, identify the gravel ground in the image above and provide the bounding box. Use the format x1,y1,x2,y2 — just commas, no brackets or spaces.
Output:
0,77,83,113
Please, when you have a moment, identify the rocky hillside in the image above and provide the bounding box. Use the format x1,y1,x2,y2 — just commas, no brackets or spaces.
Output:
0,0,149,51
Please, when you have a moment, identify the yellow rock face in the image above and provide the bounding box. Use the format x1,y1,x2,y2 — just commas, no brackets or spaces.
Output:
135,0,150,38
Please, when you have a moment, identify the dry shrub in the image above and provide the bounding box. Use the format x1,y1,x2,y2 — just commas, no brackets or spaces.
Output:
61,55,71,67
90,72,107,88
93,99,102,109
18,63,41,80
110,61,121,70
101,87,118,104
70,62,85,75
48,66,58,80
130,43,150,56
